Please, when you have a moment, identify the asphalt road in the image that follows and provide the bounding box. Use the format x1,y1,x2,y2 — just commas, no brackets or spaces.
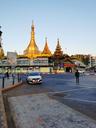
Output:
42,73,96,120
5,73,96,121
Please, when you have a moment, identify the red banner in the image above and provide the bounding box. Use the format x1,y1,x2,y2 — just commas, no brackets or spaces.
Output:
64,63,75,67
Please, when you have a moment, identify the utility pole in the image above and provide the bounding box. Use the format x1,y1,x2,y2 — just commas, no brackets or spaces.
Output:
89,55,92,68
0,26,2,47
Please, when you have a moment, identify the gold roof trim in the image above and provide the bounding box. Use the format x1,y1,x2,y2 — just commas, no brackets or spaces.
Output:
41,38,52,57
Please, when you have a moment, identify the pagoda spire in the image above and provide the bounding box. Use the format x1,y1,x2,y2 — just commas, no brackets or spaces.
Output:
31,21,35,41
54,38,63,58
41,37,52,57
24,22,40,58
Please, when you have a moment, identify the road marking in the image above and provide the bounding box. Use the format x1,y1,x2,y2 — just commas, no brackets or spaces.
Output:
64,97,96,103
45,78,96,88
48,88,84,94
48,86,96,95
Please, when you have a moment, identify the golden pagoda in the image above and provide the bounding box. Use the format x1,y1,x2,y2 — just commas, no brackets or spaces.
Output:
0,46,4,59
41,38,52,57
24,22,40,58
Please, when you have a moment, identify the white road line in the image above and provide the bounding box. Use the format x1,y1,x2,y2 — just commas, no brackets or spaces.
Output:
64,97,96,103
48,86,96,94
48,88,84,94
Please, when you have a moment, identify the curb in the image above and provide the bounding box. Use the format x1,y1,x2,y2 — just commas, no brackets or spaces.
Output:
0,81,23,128
0,91,8,128
1,81,23,93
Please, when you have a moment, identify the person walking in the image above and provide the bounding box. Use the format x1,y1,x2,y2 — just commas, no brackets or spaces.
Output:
5,71,9,79
75,69,80,84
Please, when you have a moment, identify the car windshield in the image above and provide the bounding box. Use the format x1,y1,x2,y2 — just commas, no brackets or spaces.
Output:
28,72,40,76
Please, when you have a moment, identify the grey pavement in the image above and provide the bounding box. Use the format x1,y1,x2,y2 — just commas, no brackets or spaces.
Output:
0,91,7,128
0,76,18,89
2,73,96,128
8,93,96,128
0,76,19,128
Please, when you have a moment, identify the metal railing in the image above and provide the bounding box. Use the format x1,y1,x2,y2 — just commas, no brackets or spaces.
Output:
0,73,21,89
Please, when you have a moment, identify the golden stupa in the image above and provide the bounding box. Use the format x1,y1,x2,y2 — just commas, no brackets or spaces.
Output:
24,22,40,58
41,38,52,57
0,46,4,59
24,22,52,58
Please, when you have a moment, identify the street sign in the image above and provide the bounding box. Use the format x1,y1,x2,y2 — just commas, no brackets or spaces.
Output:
7,52,17,66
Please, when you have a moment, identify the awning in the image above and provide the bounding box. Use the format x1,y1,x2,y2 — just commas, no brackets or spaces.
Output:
64,63,75,67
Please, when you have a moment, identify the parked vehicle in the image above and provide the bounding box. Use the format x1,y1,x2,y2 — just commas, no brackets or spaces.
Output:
78,70,85,73
26,72,42,84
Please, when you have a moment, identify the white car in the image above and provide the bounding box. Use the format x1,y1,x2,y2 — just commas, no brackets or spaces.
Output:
78,70,85,73
26,72,42,84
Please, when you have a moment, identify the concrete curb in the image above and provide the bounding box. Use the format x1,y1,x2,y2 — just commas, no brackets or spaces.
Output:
0,81,23,128
0,91,8,128
1,81,23,93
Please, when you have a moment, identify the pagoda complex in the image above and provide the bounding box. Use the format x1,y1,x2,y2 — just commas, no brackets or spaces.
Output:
0,23,78,73
24,22,52,59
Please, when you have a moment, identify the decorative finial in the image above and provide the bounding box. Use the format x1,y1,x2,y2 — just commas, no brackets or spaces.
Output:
45,37,47,42
57,38,60,44
31,20,34,30
32,20,34,26
0,26,2,37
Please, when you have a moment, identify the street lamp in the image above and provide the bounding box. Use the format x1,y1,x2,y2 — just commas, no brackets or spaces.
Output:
0,26,4,73
0,26,2,47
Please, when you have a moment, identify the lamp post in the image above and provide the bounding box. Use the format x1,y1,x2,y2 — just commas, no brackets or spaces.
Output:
0,26,2,47
89,55,92,68
0,26,4,88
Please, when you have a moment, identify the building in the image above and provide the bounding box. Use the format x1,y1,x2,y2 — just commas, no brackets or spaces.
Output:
0,22,78,73
0,22,53,73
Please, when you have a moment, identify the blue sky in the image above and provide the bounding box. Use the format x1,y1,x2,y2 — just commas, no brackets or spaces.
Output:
0,0,96,55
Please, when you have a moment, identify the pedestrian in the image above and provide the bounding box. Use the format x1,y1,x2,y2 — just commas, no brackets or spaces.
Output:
5,71,9,79
75,69,80,84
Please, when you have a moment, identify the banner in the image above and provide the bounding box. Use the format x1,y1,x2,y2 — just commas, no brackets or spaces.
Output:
7,52,17,66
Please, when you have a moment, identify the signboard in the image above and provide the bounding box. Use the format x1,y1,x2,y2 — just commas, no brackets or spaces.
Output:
7,52,17,66
64,63,75,67
30,58,48,65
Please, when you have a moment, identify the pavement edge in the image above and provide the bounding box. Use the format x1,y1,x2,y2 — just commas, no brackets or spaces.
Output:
0,90,8,128
1,81,23,93
0,81,23,128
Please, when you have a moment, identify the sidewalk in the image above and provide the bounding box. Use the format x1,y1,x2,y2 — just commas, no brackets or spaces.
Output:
8,93,96,128
0,76,21,128
0,91,7,128
0,76,18,89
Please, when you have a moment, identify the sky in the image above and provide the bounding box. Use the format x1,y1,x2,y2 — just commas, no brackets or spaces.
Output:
0,0,96,56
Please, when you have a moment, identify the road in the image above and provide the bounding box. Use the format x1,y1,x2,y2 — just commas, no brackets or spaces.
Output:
42,73,96,120
5,73,96,121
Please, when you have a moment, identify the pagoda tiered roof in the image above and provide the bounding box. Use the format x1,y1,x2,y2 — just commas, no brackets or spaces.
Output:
41,38,52,57
24,22,40,58
54,39,63,58
24,22,52,59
